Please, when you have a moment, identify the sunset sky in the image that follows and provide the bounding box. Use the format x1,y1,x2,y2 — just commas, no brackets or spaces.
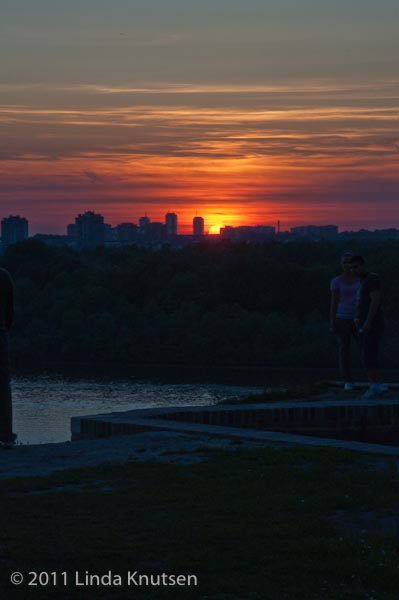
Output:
1,0,399,234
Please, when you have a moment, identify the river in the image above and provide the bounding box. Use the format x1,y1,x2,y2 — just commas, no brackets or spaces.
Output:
11,375,264,445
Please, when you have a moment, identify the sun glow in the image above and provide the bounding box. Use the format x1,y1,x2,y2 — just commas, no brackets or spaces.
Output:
2,77,399,233
208,225,223,235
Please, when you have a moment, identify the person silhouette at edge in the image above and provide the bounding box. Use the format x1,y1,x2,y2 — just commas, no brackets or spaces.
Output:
0,267,15,448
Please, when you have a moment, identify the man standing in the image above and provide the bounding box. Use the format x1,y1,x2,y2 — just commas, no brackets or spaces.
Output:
330,252,359,390
349,255,386,398
0,266,15,448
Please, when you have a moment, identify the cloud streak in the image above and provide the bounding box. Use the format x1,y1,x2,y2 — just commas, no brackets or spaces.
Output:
1,79,398,232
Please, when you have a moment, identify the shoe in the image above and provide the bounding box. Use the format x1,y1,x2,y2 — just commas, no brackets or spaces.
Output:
377,384,389,393
344,382,354,391
362,385,384,399
0,433,17,449
0,441,15,450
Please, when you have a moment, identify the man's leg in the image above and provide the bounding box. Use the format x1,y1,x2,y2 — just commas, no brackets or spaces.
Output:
362,330,386,397
363,331,380,382
336,319,354,383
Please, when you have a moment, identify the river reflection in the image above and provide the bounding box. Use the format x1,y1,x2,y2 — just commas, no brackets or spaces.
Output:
12,375,264,445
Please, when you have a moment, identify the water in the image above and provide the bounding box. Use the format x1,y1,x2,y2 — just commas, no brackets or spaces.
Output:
12,375,264,445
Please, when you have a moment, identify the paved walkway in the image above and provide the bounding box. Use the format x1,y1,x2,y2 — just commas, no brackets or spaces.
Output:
3,388,399,481
0,432,272,481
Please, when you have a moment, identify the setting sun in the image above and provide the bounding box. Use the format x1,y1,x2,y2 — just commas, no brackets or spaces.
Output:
208,225,222,235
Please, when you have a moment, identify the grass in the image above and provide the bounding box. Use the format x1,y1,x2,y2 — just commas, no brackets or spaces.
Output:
218,381,332,405
1,446,399,599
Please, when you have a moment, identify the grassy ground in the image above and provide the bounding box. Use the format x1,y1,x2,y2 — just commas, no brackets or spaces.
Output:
1,445,399,600
218,381,333,404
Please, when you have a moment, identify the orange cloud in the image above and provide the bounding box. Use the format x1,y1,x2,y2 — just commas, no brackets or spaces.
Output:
1,79,399,233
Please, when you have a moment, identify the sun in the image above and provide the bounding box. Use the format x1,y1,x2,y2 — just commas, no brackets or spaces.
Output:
208,224,223,235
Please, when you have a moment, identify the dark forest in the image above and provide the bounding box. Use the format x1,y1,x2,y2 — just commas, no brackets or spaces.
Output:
2,239,398,370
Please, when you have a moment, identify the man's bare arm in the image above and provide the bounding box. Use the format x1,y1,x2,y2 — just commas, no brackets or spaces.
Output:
363,290,381,331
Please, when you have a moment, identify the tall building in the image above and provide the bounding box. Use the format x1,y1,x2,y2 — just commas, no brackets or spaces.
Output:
193,216,204,238
139,216,151,236
116,222,138,244
75,211,105,248
165,212,178,238
67,223,77,241
104,223,116,243
1,215,29,247
148,222,166,242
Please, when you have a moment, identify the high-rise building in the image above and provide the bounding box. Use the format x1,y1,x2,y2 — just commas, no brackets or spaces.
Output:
165,212,178,238
1,215,29,247
139,216,151,236
193,216,204,238
75,211,105,248
148,222,166,242
67,223,77,241
219,226,234,239
116,222,138,244
104,223,116,243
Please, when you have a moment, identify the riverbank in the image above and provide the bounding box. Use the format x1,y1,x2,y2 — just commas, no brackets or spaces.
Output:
13,361,399,388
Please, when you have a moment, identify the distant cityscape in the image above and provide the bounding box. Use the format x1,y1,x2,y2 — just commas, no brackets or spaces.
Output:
1,212,399,252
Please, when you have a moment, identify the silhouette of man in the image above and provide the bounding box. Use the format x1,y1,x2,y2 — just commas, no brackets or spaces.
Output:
0,267,15,448
349,255,387,398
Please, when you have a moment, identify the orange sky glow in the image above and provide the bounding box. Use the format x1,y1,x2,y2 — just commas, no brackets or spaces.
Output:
2,1,399,235
1,80,399,234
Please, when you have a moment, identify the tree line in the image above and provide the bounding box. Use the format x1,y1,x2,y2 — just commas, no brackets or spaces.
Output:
2,239,398,370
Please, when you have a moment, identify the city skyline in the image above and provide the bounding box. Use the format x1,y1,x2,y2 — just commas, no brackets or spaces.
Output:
3,210,399,242
1,1,399,234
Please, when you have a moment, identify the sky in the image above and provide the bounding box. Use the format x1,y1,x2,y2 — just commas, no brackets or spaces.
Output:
1,0,399,234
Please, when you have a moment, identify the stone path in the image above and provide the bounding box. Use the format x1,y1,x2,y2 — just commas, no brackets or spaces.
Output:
3,387,399,481
0,431,273,481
